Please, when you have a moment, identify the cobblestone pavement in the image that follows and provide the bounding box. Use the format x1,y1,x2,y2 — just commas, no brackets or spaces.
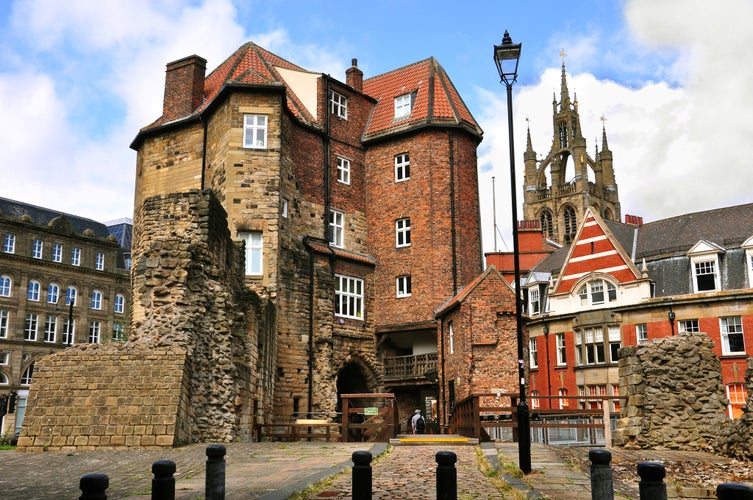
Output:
297,444,518,499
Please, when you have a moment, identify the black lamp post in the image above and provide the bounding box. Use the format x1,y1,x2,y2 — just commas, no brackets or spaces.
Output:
494,30,531,474
668,309,676,336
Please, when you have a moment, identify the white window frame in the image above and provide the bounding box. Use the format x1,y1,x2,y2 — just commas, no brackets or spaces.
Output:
88,321,101,344
335,274,363,320
24,313,38,341
529,337,538,368
578,278,617,306
113,323,126,341
27,280,40,302
727,383,747,419
329,210,344,248
3,233,15,253
394,93,413,119
66,286,77,307
636,323,648,344
91,290,103,310
608,325,621,363
63,318,75,345
0,352,8,365
281,198,289,218
0,275,11,297
330,90,348,119
692,258,719,292
114,293,125,314
720,316,745,355
239,231,263,276
95,252,105,271
558,388,569,409
336,156,351,185
21,364,33,385
555,332,566,366
396,218,411,247
448,321,454,355
47,283,59,304
396,275,412,298
32,238,43,259
679,319,699,333
52,242,63,262
0,310,8,338
528,287,540,315
71,247,81,266
44,316,57,343
395,153,410,182
243,114,268,149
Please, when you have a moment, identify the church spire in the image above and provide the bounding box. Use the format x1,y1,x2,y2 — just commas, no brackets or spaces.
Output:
601,119,611,153
559,50,571,111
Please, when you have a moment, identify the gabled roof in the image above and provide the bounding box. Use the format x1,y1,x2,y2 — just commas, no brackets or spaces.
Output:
362,57,482,141
434,265,514,317
551,207,642,295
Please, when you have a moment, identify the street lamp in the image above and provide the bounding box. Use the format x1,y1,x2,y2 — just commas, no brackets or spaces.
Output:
493,30,531,474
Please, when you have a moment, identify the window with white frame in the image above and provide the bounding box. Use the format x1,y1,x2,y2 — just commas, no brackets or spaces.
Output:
329,210,344,247
720,316,745,355
66,286,77,306
62,318,75,345
330,91,348,119
32,238,43,259
112,323,125,341
395,153,410,182
91,290,103,310
335,275,363,320
95,252,105,271
394,93,413,119
44,316,57,343
24,313,38,341
529,337,538,368
611,384,621,412
608,326,621,362
3,233,15,253
0,310,8,338
556,332,566,366
47,283,59,304
336,156,350,185
0,352,7,365
692,258,719,292
52,242,63,262
114,293,125,314
448,321,454,355
528,287,540,315
679,319,699,333
727,383,746,419
396,275,412,298
243,114,268,148
88,321,101,343
239,231,263,275
0,372,7,385
21,364,33,385
71,247,81,266
281,198,289,218
531,390,540,409
576,328,605,365
396,218,411,247
0,275,11,297
636,323,648,344
558,388,569,409
578,279,617,306
27,280,40,301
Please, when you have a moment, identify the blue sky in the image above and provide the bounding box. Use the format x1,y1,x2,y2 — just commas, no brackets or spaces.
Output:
2,0,752,255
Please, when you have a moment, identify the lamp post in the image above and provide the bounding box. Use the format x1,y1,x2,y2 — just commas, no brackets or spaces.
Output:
494,30,531,474
668,309,676,336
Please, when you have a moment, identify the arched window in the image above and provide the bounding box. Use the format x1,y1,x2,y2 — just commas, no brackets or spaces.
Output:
540,210,553,239
577,278,617,306
114,293,125,314
21,363,34,385
47,283,60,304
91,290,103,310
66,286,77,306
0,275,11,297
27,280,41,301
563,206,577,243
0,372,8,384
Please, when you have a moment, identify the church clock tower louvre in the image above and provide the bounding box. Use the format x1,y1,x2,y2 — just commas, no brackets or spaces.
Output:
522,61,621,245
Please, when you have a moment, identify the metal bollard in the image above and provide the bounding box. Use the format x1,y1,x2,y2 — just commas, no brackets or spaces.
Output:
637,462,667,500
151,459,176,500
589,448,614,500
205,444,227,500
436,450,457,500
351,450,373,500
79,473,109,500
717,483,753,499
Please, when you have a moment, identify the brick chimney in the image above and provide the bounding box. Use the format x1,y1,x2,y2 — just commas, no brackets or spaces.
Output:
346,58,363,92
163,55,207,123
625,214,644,226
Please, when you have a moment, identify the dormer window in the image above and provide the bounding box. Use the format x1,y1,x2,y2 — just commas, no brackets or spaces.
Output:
330,91,348,119
743,236,753,288
528,287,540,315
577,278,617,306
394,93,413,119
687,240,724,293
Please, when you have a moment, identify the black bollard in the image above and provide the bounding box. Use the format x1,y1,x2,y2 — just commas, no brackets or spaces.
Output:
351,450,373,500
205,444,227,500
436,450,457,500
637,462,666,500
717,483,753,500
151,459,176,500
79,473,109,500
589,448,614,500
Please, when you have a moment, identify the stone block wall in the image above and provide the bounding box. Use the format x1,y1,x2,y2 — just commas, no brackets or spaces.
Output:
613,332,731,451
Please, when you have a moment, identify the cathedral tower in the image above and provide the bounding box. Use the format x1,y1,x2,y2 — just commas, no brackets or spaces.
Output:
522,62,620,245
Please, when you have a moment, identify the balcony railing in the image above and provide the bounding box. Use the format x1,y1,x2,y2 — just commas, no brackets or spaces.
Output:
383,353,437,381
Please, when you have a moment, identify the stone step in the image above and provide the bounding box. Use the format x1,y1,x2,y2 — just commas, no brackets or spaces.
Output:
390,434,479,446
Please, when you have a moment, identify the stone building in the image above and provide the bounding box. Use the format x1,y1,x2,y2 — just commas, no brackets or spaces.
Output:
130,42,484,426
0,197,130,438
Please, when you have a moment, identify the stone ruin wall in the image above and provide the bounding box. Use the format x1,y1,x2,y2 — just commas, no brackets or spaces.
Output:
18,190,258,451
613,331,734,453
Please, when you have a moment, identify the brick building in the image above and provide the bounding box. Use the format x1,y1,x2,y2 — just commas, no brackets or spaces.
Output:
130,42,484,425
0,197,130,438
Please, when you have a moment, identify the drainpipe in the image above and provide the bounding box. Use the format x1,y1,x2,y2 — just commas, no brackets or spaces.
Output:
448,131,458,293
440,320,446,429
200,118,208,190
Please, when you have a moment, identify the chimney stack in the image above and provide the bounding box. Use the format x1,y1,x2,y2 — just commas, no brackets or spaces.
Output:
163,55,207,123
346,58,363,92
625,214,644,226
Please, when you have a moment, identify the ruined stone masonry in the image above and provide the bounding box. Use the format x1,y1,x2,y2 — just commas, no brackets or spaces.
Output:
18,190,257,451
